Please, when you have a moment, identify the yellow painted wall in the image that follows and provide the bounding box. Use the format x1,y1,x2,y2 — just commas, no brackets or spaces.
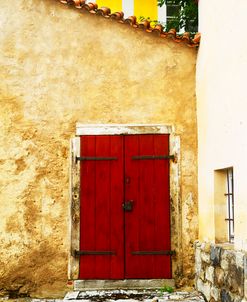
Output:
95,0,159,21
0,0,197,297
134,0,158,20
96,0,122,13
197,0,247,250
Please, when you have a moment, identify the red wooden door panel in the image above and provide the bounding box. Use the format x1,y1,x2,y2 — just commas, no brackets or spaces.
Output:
79,135,124,279
124,134,171,278
79,134,171,279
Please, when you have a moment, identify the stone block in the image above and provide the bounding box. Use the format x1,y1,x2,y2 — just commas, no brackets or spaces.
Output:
232,294,242,302
225,264,244,296
199,270,205,281
201,242,211,253
244,279,247,300
74,279,175,290
196,247,202,263
236,252,245,269
244,255,247,279
197,279,211,301
221,259,229,271
202,252,211,264
194,240,202,248
222,249,235,264
221,289,233,302
204,282,212,301
206,266,215,283
210,246,222,266
214,267,224,287
211,286,220,301
196,277,201,291
196,248,202,274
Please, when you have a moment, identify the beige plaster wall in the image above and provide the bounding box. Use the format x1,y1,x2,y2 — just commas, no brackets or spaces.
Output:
197,0,247,250
0,0,197,297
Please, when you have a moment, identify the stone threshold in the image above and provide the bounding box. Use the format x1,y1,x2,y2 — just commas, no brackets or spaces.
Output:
73,280,175,291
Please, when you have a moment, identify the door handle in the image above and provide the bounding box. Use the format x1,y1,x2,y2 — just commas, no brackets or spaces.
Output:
122,200,134,212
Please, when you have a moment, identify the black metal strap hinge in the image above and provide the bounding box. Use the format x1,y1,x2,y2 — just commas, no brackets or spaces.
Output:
76,156,117,163
74,250,116,256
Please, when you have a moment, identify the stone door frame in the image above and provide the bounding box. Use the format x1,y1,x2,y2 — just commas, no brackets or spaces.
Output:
68,124,182,280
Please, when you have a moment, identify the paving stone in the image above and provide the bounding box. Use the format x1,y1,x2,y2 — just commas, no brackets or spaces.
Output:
106,300,139,302
72,290,204,302
64,292,80,300
0,289,205,302
168,295,183,300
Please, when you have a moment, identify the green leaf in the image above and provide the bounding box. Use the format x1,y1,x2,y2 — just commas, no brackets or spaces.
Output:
158,0,198,33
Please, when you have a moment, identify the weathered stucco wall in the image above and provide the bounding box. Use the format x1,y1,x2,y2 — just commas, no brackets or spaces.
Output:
197,0,247,250
0,0,197,297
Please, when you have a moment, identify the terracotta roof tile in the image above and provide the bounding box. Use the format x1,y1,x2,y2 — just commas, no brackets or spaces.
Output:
84,2,98,12
58,0,200,47
110,11,124,21
73,0,85,8
138,20,152,32
193,32,201,44
96,6,111,17
152,24,163,36
124,16,138,27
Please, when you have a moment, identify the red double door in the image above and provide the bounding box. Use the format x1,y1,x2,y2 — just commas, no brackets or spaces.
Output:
79,134,171,279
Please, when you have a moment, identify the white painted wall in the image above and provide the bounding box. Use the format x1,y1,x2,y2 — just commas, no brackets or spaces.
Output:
196,0,247,250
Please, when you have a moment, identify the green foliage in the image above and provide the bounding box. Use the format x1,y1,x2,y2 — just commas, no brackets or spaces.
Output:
159,285,174,294
158,0,198,33
138,16,160,28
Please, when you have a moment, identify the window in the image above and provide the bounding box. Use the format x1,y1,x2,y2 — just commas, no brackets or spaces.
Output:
214,167,234,243
165,0,198,33
225,168,234,243
166,1,180,28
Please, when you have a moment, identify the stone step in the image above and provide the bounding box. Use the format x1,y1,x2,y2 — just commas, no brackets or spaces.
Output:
63,289,205,302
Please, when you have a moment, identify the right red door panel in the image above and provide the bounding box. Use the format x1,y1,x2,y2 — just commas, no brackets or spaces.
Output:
124,134,171,278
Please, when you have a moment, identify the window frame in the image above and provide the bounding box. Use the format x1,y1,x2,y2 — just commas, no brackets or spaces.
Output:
214,167,235,244
225,168,234,243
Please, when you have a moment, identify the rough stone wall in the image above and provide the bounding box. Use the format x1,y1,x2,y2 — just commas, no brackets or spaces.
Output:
0,0,197,297
195,242,247,302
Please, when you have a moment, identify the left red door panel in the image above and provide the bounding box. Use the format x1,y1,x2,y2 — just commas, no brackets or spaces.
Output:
79,135,124,279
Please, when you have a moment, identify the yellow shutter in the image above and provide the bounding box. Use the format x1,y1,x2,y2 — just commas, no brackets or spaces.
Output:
134,0,158,21
96,0,122,12
94,0,159,22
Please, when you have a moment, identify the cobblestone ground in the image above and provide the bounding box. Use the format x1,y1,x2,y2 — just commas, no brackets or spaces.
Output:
0,289,205,302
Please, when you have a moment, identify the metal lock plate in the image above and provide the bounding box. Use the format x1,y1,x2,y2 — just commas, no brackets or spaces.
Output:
122,200,134,211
